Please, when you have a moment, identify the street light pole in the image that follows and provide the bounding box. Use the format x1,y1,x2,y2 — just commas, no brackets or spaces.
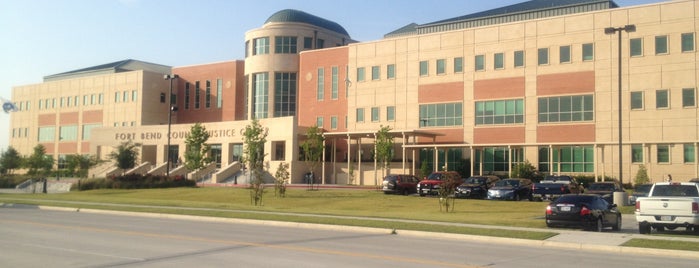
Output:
605,24,636,186
164,74,179,177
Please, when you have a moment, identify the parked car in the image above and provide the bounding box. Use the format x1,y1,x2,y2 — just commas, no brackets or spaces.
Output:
635,182,699,234
546,194,622,232
486,178,533,201
629,184,652,205
455,176,500,199
531,175,584,201
382,174,421,195
417,171,462,196
585,181,624,203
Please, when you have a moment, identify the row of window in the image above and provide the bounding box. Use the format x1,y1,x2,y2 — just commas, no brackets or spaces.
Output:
28,93,106,111
180,79,223,110
114,90,138,103
251,72,297,119
11,128,29,138
37,123,102,142
632,143,696,164
354,106,397,123
631,88,696,110
247,36,328,57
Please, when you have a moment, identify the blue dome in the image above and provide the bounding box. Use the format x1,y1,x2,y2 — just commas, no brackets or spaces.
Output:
265,9,349,36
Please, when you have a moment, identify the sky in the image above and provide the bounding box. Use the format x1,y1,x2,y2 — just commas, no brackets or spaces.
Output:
0,0,662,153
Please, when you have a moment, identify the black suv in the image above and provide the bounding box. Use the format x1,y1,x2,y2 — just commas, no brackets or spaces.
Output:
382,174,421,195
455,176,500,199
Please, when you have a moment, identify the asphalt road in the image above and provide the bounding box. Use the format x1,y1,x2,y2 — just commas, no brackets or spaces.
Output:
0,204,697,268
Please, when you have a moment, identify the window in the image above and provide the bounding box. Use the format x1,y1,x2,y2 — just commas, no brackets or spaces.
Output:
683,88,696,107
331,116,338,130
538,48,549,65
59,125,78,141
514,50,525,67
356,108,364,122
419,61,428,76
386,106,395,121
38,126,55,142
90,94,95,105
538,95,594,123
419,103,463,127
371,107,379,122
682,33,695,52
274,72,297,117
316,38,324,49
494,53,504,69
371,66,380,80
316,117,324,127
304,37,313,49
657,144,670,163
245,41,249,58
357,67,365,82
231,143,243,162
475,55,485,71
632,144,644,163
184,83,190,110
122,91,128,102
132,90,138,102
331,67,338,99
454,57,463,73
217,79,223,108
630,91,644,110
387,64,395,79
99,93,103,104
205,80,211,108
275,36,297,54
317,68,324,100
114,92,119,103
159,93,166,103
630,38,643,56
655,35,668,54
552,146,594,172
582,43,594,61
656,89,669,109
436,59,446,74
475,99,524,125
195,81,201,109
253,73,269,119
559,45,571,63
684,143,695,163
38,99,43,110
253,37,269,55
273,141,286,161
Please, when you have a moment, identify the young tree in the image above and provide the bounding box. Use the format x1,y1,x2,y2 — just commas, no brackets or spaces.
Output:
243,118,268,206
511,160,537,179
0,146,22,175
274,162,289,197
66,154,101,178
108,141,141,174
375,125,394,183
301,125,324,189
184,123,211,171
23,144,54,176
634,164,650,185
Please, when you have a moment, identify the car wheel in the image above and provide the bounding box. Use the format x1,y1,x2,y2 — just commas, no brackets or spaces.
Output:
515,193,521,201
693,226,699,235
612,215,621,231
419,193,426,197
402,189,409,196
595,217,603,232
639,222,651,234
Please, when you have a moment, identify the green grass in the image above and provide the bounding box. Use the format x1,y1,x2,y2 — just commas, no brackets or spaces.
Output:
623,238,699,251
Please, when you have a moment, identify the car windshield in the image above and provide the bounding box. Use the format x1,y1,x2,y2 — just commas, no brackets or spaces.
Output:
634,184,652,193
588,183,614,191
554,195,595,204
427,173,450,181
652,185,699,197
495,180,518,187
464,177,485,184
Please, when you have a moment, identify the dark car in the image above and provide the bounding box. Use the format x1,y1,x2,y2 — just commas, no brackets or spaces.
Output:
629,184,652,205
486,178,532,201
585,181,623,203
417,171,462,196
455,176,500,199
382,174,421,195
545,194,622,232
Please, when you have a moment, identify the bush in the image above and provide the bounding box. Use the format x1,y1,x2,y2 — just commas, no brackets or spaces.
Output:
72,174,196,191
0,175,31,188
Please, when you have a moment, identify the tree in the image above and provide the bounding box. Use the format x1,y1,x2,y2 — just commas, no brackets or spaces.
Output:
437,175,460,212
511,160,537,179
243,118,268,206
65,154,101,178
634,164,650,185
184,123,211,171
274,162,289,197
301,125,324,189
0,147,22,175
108,141,141,174
375,125,394,184
23,144,54,176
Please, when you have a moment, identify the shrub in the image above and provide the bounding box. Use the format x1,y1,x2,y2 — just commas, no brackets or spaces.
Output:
72,174,196,191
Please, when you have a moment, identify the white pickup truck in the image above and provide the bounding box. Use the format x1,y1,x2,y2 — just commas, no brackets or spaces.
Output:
634,182,699,234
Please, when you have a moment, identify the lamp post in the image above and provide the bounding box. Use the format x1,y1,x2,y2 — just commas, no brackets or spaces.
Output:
605,24,636,186
164,74,179,177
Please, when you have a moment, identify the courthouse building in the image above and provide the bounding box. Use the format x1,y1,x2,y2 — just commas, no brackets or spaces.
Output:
9,0,699,184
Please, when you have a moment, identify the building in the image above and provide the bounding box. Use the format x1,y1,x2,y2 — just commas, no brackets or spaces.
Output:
9,0,699,184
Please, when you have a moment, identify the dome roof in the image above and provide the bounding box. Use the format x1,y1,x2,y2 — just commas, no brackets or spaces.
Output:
265,9,349,36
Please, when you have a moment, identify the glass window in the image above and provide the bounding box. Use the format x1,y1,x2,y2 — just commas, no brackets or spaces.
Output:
683,88,696,107
122,91,128,102
316,117,323,127
274,72,297,117
514,50,525,67
184,83,190,110
631,91,644,110
371,66,380,80
684,143,696,163
436,59,446,74
387,64,395,79
82,124,101,140
59,125,78,141
304,37,313,49
317,68,324,100
538,95,594,123
132,90,138,102
114,92,119,103
475,99,524,125
357,67,365,81
316,39,324,49
682,33,695,52
205,80,211,108
419,103,463,127
371,107,379,122
387,106,395,121
657,144,670,163
356,108,364,122
475,55,485,71
582,43,594,61
195,81,201,109
560,45,571,63
419,61,428,76
630,38,643,56
275,36,297,54
331,116,338,130
494,53,504,69
217,79,223,108
253,73,269,119
632,144,644,163
331,67,338,99
99,93,103,104
38,126,55,142
454,57,463,73
656,89,669,109
538,48,549,65
655,35,668,54
253,37,269,55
